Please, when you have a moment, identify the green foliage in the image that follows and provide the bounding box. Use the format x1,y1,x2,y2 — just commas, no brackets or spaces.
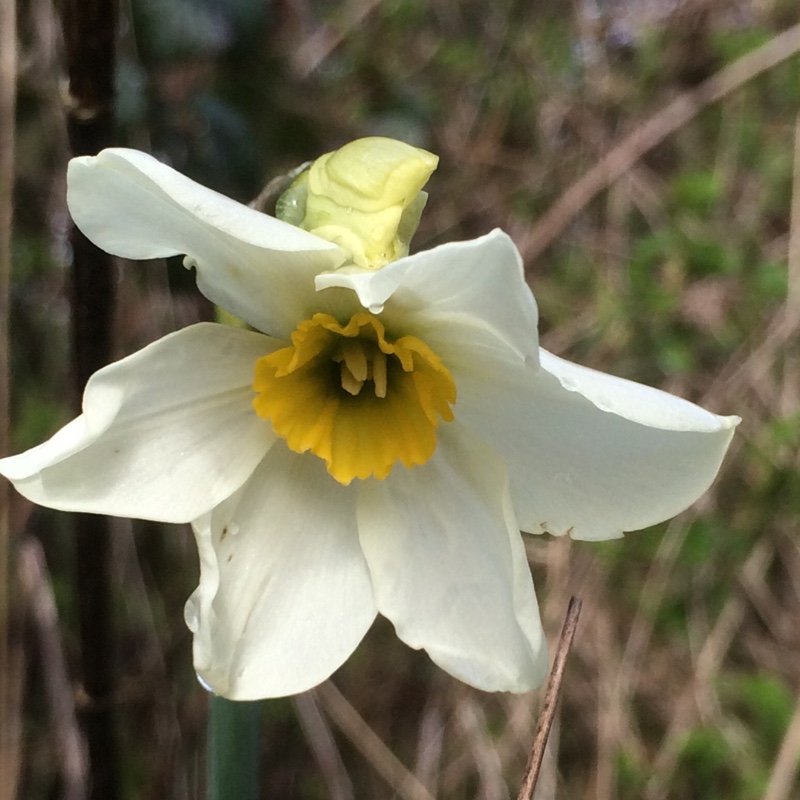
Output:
669,170,723,217
726,673,793,754
675,726,740,798
615,750,649,799
711,26,771,64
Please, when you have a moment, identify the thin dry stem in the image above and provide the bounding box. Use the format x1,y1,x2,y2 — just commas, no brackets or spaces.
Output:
762,663,800,798
18,538,88,800
516,596,583,800
0,0,17,794
779,112,800,414
787,113,800,319
294,691,355,800
455,696,508,800
315,680,437,800
291,0,386,78
614,519,690,739
413,697,444,796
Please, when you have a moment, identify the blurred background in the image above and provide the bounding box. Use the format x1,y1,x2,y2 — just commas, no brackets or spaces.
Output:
4,0,800,797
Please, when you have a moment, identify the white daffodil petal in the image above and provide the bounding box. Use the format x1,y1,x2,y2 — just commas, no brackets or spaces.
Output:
357,424,547,692
67,149,346,336
0,324,277,522
186,444,376,700
452,347,739,541
539,350,738,432
316,230,540,360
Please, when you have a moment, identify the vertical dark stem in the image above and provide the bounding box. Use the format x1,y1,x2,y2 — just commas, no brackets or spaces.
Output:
0,0,16,793
61,1,119,798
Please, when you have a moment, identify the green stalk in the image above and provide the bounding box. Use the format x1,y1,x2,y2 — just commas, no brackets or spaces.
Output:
208,695,261,800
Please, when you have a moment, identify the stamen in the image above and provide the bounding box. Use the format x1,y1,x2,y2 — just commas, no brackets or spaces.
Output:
341,341,368,382
372,349,387,398
340,361,364,396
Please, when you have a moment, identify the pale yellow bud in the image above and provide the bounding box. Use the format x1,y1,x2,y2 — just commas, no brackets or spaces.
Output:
276,137,438,269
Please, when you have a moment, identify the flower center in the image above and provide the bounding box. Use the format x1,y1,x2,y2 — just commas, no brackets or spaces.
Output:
252,313,456,484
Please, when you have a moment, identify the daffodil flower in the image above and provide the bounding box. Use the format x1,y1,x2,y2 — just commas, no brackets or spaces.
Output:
0,139,739,700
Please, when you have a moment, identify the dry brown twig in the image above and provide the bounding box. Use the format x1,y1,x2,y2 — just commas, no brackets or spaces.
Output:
315,679,437,800
294,691,355,800
18,537,88,800
0,0,17,794
290,0,386,79
516,596,583,800
413,695,445,796
762,618,800,800
455,695,508,800
314,596,583,800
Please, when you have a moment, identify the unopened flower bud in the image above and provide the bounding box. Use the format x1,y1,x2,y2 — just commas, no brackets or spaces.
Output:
276,137,438,269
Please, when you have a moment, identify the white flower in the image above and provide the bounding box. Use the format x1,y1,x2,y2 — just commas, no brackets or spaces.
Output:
0,144,739,700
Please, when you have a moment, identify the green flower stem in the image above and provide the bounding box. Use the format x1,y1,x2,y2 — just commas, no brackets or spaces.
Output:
208,695,262,800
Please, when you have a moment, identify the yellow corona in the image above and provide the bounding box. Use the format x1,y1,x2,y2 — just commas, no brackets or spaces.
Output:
253,313,456,484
